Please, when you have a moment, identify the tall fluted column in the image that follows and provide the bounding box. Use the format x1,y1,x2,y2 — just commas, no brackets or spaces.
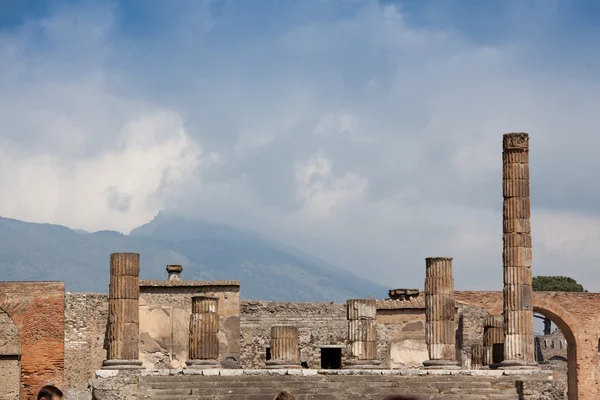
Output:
483,315,504,367
501,132,537,368
423,257,458,369
345,299,381,368
265,325,300,369
102,253,143,369
186,296,220,368
471,344,483,369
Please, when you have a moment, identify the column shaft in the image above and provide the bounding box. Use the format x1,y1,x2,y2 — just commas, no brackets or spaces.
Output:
423,257,458,368
501,132,536,368
266,325,300,368
103,253,143,369
471,344,483,369
345,299,381,368
187,296,220,368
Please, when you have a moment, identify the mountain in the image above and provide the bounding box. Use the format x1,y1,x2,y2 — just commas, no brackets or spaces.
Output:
0,212,387,301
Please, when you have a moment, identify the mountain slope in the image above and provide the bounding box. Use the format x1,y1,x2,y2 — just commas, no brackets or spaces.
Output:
0,213,387,301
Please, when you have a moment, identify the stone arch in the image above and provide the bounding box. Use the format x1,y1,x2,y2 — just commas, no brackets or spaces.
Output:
532,296,579,400
0,306,20,400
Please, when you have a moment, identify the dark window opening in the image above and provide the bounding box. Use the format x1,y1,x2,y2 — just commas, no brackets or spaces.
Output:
320,347,342,369
265,346,271,361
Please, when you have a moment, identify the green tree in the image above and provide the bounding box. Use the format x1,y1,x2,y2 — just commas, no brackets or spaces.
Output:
532,276,586,292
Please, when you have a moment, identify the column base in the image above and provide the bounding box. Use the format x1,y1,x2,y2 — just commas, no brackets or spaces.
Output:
185,359,220,369
343,359,382,369
422,360,460,370
265,360,301,369
498,360,539,370
101,359,144,370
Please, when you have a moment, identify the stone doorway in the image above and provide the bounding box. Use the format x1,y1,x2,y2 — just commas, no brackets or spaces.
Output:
0,309,20,400
320,346,342,369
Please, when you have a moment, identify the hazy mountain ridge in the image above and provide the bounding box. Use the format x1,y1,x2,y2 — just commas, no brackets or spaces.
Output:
0,213,387,301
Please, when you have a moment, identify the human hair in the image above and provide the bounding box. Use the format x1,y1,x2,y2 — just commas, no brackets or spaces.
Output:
37,385,63,400
274,391,295,400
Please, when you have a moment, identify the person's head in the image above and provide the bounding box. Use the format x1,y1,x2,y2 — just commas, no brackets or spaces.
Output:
274,391,295,400
37,385,63,400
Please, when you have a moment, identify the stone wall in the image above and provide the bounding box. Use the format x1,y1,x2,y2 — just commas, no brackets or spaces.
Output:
139,280,241,369
0,282,65,400
240,301,347,369
64,281,241,396
455,304,488,368
64,293,109,400
0,309,20,400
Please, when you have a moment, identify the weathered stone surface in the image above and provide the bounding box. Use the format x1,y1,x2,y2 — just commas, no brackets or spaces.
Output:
189,297,220,362
471,344,483,369
105,253,141,365
483,315,504,366
269,326,299,364
501,132,535,368
424,257,457,365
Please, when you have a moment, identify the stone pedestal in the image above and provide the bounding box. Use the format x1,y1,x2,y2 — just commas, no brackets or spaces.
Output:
423,257,459,369
471,344,483,369
102,253,143,370
500,132,537,369
186,296,220,369
265,325,301,369
344,299,381,369
484,315,504,367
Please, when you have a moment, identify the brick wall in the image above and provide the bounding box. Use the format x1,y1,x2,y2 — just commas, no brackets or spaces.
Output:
0,282,64,400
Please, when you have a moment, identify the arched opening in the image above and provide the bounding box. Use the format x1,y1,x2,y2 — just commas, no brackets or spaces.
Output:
0,308,20,400
533,305,576,400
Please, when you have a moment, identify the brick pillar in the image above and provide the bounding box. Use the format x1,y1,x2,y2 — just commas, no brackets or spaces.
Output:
265,325,300,369
186,296,220,369
102,253,143,369
423,257,459,369
501,132,537,369
471,344,483,369
345,299,381,369
484,314,505,367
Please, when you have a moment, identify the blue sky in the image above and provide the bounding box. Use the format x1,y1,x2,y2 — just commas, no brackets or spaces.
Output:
1,0,600,297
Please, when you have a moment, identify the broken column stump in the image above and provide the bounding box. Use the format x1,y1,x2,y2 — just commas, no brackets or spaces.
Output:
265,325,301,369
345,299,381,369
471,344,483,369
102,252,143,370
500,132,537,369
484,314,505,367
186,296,220,369
423,257,459,369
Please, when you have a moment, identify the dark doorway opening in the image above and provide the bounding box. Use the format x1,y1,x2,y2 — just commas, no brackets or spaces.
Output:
265,346,271,361
320,347,342,369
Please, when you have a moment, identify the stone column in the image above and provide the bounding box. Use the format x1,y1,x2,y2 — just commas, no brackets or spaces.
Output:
483,314,505,367
501,132,537,368
102,253,143,369
423,257,459,369
471,344,483,369
186,296,220,368
166,264,183,281
265,325,300,369
345,299,381,368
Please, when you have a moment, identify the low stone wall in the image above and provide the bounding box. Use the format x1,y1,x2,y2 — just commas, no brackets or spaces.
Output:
91,369,564,400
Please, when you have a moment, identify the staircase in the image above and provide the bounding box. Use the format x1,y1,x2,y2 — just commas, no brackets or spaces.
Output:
137,371,544,399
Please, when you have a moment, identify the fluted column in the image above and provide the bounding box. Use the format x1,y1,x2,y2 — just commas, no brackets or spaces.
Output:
102,253,143,369
423,257,459,369
471,344,483,369
265,325,300,369
501,132,537,369
186,296,220,368
484,315,505,367
345,299,381,368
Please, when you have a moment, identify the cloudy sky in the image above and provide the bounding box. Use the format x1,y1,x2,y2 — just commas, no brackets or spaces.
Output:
1,0,600,292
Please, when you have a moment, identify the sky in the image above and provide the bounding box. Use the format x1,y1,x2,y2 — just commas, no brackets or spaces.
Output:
1,0,600,295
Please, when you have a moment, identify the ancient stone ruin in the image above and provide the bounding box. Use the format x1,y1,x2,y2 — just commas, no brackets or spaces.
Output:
2,132,600,400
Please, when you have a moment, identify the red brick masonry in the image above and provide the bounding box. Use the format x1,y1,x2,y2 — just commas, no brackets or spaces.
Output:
0,282,64,400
